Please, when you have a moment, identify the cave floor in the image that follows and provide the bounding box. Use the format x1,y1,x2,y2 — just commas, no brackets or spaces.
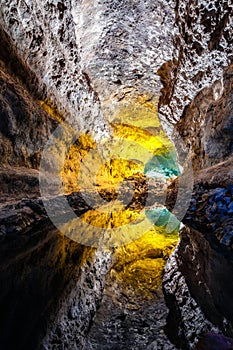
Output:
84,271,176,350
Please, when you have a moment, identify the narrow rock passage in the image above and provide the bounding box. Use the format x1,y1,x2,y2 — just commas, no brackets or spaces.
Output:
61,107,180,349
85,275,176,350
84,228,178,350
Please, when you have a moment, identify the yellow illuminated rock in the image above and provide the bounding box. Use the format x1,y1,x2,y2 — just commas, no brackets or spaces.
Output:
56,95,179,294
111,123,173,156
61,134,96,193
38,99,65,123
60,97,175,195
108,95,160,129
108,226,178,301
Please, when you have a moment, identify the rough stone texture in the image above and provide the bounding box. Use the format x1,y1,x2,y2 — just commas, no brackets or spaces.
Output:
0,3,178,348
0,0,233,349
163,88,233,348
176,64,233,171
0,17,113,350
165,168,233,343
159,2,233,349
163,246,219,350
83,222,178,350
0,167,39,204
0,0,110,141
41,249,112,350
163,63,233,348
159,0,232,134
84,289,176,350
185,183,233,247
0,27,57,169
0,25,58,205
0,192,112,350
164,219,233,349
0,32,112,347
73,0,176,97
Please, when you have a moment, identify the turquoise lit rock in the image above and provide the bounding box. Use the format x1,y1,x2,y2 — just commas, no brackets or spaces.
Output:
146,207,180,233
144,151,180,179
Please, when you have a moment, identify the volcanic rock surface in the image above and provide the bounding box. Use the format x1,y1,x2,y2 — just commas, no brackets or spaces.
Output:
0,1,232,350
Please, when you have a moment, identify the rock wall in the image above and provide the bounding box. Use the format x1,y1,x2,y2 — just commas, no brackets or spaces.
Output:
176,63,233,171
0,223,112,350
0,3,179,346
164,163,233,340
162,1,233,349
0,7,113,350
0,26,57,203
159,0,232,134
0,191,112,350
0,0,232,349
163,246,219,350
0,29,55,162
0,0,177,136
0,0,109,141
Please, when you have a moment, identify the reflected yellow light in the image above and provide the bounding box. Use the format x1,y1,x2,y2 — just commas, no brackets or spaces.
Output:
80,201,141,229
96,159,144,190
51,94,179,294
110,226,178,300
112,123,173,155
60,94,175,195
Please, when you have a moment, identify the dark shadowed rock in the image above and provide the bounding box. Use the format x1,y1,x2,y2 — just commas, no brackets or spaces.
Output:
196,333,233,350
0,0,232,349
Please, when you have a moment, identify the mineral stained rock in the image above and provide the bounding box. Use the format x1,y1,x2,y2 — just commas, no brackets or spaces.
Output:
162,2,233,348
0,0,232,350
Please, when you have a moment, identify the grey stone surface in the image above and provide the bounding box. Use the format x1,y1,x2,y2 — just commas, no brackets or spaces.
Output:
41,249,112,350
84,289,176,350
0,1,232,349
163,246,219,349
159,0,232,135
0,0,109,141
